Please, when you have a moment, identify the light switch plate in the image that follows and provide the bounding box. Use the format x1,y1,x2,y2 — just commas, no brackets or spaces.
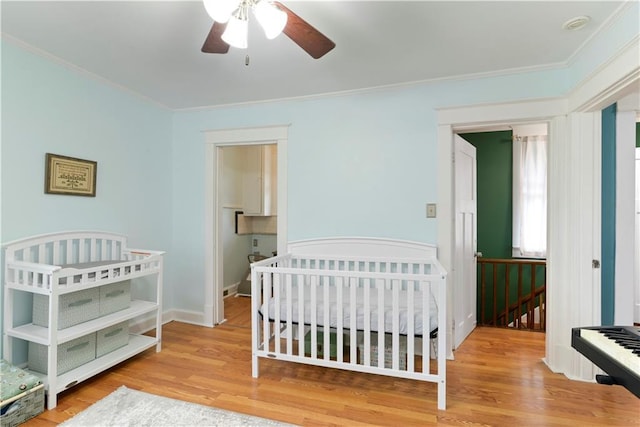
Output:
426,203,437,218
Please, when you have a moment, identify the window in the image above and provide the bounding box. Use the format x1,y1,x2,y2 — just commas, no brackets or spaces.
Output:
513,134,547,258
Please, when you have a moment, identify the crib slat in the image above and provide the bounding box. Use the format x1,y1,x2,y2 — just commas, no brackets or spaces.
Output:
309,274,317,358
407,279,415,372
335,274,344,363
284,272,293,356
319,275,326,360
423,279,431,374
262,270,271,354
271,272,281,353
391,279,400,370
374,280,382,368
296,273,305,355
362,276,371,366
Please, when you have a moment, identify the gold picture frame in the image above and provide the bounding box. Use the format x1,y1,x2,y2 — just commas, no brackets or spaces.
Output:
45,153,97,197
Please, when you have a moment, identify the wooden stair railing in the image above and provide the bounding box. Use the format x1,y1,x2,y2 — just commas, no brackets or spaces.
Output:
478,258,547,331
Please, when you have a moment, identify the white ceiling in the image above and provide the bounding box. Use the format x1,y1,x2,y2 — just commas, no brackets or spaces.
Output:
0,1,627,110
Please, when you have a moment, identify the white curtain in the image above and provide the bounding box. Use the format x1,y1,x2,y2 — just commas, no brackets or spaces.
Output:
513,135,547,258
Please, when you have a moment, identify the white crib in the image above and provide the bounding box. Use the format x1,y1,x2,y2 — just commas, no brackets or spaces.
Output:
250,237,447,410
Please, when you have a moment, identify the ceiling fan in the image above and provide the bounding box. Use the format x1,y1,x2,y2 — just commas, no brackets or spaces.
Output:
201,0,335,59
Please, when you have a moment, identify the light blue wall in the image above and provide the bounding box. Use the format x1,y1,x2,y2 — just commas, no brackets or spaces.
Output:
1,42,173,245
2,1,638,331
169,67,569,312
1,41,173,359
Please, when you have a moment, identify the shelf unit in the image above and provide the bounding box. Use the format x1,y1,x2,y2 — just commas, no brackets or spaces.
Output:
2,231,164,409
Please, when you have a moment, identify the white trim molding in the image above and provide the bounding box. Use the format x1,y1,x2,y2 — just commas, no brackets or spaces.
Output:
204,125,289,327
436,98,567,128
569,35,640,112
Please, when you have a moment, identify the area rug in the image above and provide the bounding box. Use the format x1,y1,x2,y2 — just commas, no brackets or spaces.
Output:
60,386,295,427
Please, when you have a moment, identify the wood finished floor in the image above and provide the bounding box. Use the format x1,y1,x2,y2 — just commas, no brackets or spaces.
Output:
25,295,639,426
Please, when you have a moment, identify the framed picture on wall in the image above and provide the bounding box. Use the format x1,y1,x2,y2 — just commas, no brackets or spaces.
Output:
45,153,97,197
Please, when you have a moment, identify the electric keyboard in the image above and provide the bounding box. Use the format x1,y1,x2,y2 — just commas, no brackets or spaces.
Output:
571,326,640,398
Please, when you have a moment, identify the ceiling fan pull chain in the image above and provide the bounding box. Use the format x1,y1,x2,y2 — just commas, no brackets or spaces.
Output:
245,54,250,66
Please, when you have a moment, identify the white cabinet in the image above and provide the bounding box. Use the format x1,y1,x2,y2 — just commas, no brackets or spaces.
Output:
2,231,164,409
243,144,277,216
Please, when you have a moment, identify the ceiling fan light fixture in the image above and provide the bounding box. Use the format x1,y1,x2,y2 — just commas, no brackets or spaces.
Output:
222,14,249,48
253,0,287,39
201,0,336,59
203,0,241,23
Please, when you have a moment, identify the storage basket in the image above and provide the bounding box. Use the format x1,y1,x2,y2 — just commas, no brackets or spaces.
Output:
29,332,96,375
1,359,44,426
33,287,100,329
358,333,407,370
99,280,131,316
304,330,349,359
96,321,130,357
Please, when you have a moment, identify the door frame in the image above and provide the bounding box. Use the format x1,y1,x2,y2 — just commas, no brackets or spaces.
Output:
437,98,566,357
204,125,289,326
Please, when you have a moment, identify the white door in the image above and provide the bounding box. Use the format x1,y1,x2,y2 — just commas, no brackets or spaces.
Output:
453,134,477,348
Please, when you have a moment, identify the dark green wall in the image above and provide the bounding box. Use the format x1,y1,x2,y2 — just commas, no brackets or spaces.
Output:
636,122,640,147
460,131,513,259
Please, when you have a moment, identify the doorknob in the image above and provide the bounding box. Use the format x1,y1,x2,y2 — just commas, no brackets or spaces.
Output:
475,252,483,258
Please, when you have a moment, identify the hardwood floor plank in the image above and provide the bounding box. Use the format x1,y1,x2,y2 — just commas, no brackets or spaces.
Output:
25,296,639,426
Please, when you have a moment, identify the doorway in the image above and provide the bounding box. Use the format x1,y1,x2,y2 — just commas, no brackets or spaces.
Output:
458,124,548,342
204,125,288,327
435,98,565,357
220,144,277,299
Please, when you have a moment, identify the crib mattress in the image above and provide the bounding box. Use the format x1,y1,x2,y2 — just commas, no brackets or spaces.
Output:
260,286,438,336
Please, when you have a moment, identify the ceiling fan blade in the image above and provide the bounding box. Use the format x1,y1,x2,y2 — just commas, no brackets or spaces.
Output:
202,22,230,54
274,2,335,59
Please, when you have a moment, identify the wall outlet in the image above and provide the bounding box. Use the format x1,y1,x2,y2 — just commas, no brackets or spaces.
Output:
426,203,437,218
253,238,258,247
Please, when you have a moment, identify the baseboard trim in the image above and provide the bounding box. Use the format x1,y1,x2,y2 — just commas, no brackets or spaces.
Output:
223,282,240,298
130,309,212,333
